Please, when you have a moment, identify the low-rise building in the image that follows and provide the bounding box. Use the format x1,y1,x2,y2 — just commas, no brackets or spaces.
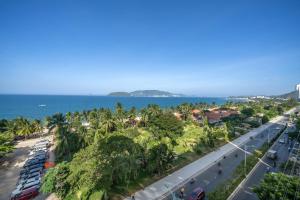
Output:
204,108,239,124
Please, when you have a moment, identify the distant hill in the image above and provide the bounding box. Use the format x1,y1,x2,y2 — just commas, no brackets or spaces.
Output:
277,90,299,100
107,90,184,97
108,92,131,97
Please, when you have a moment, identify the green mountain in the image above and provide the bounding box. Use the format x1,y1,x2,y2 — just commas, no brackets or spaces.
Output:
277,90,299,100
108,92,131,97
107,90,184,97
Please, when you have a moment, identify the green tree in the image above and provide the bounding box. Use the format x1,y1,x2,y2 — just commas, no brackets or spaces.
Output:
149,112,183,139
262,115,269,124
253,173,300,200
16,117,33,139
178,103,191,121
41,162,70,198
32,119,42,134
147,143,174,175
47,113,66,131
0,131,14,158
241,107,255,117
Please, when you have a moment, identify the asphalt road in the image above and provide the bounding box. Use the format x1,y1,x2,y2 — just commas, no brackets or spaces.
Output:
230,125,295,200
164,118,290,200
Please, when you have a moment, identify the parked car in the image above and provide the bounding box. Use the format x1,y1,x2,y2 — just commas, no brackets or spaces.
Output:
11,180,41,199
188,187,205,200
28,154,47,161
20,166,43,176
31,146,47,152
23,159,45,168
22,163,44,171
19,171,41,180
10,186,39,200
267,150,277,160
17,176,41,187
37,139,50,144
278,139,285,144
31,149,47,155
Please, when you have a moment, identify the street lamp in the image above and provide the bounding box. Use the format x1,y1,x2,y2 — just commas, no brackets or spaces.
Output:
244,144,256,177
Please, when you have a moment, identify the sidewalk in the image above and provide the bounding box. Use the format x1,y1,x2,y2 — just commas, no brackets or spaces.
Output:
125,107,297,200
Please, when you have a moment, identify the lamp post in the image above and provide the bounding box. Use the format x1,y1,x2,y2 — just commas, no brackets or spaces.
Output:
244,144,256,177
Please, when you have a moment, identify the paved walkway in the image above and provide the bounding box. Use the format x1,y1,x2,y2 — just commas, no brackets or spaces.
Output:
126,107,297,200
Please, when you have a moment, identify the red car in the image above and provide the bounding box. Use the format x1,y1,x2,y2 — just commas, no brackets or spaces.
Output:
11,186,39,200
188,187,205,200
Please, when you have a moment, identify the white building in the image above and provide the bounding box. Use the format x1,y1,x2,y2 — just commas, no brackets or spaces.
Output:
296,83,300,99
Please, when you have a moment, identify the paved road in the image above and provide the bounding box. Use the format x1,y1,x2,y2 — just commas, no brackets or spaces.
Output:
166,121,287,200
229,125,295,200
126,107,299,200
0,136,52,200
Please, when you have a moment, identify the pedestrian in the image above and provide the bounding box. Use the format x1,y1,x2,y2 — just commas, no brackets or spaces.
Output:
218,167,222,174
190,177,195,184
131,194,135,200
180,187,185,199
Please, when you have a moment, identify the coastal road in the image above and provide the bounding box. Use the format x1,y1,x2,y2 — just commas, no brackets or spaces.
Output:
164,121,287,200
228,125,296,200
126,107,299,200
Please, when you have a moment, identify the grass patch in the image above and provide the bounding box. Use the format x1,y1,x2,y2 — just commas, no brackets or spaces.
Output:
110,140,226,199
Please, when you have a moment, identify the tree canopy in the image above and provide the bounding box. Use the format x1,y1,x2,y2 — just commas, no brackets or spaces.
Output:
253,173,300,200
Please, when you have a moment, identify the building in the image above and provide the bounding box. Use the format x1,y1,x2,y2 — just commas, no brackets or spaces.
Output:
204,108,239,124
296,83,300,99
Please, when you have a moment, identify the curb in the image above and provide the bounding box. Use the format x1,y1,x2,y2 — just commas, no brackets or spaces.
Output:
157,115,288,200
226,125,287,200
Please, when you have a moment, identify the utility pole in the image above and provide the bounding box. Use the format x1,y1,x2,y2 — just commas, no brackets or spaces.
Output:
268,128,270,145
244,145,247,177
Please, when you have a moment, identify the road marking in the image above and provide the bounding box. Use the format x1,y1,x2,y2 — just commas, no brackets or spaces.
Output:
245,190,253,195
203,180,210,185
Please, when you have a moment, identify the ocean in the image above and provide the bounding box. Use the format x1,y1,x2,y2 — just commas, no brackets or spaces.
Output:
0,95,237,120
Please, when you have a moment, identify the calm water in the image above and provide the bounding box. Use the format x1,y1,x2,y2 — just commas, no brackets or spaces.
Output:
0,95,235,120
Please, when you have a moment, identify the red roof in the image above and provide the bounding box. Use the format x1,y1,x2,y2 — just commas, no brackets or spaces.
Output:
204,108,238,123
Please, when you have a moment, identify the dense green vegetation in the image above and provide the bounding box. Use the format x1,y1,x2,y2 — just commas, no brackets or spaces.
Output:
0,118,42,158
37,98,298,199
253,173,300,200
0,98,298,199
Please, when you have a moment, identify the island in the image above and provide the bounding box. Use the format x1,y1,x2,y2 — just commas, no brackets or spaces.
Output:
107,90,184,97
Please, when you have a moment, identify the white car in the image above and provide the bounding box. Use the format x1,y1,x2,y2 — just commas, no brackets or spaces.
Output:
278,139,285,144
17,176,41,186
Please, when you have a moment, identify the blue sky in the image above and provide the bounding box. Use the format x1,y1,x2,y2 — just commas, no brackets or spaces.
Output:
0,0,300,96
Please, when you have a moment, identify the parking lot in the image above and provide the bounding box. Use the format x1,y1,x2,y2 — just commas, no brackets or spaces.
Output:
0,135,54,200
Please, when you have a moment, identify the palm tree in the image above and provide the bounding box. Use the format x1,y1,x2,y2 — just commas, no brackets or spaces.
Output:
17,118,33,139
178,103,191,121
140,108,149,127
65,112,73,124
147,104,161,118
128,106,137,126
31,119,42,136
48,113,66,131
115,102,126,128
55,125,72,161
5,120,19,138
101,118,116,134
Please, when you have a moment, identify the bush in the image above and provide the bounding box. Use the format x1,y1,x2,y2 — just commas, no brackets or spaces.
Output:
89,190,107,200
262,115,269,124
241,107,255,117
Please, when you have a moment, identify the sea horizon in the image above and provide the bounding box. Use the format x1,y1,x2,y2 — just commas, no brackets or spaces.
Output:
0,94,241,120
